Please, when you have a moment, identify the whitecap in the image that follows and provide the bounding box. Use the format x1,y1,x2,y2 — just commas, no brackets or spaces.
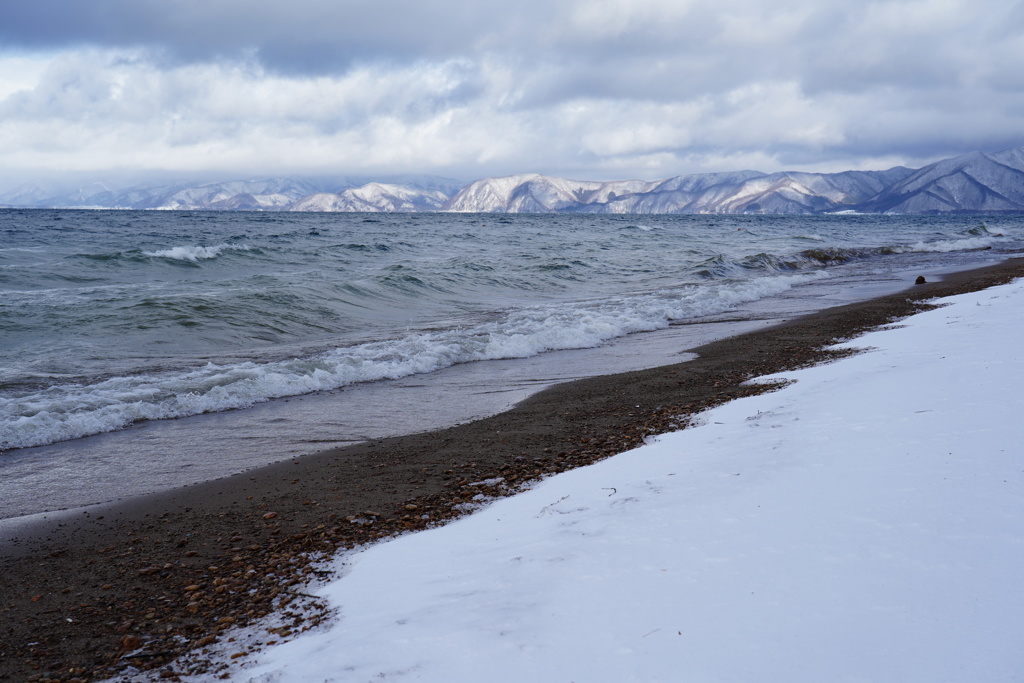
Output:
143,244,249,262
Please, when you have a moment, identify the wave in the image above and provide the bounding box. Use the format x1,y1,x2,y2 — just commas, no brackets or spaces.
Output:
800,232,1004,261
897,223,1006,252
697,250,843,278
143,244,251,262
71,243,253,265
0,271,827,451
965,222,1005,237
892,224,1003,253
698,229,1010,279
895,235,999,253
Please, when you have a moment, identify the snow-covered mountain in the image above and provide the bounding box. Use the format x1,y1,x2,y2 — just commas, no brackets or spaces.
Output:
0,177,324,210
2,147,1024,213
290,183,450,212
443,147,1024,214
147,179,317,211
0,176,463,212
442,174,662,213
443,168,916,214
859,147,1024,213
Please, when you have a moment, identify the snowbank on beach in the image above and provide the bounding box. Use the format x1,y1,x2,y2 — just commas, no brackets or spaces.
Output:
210,279,1024,682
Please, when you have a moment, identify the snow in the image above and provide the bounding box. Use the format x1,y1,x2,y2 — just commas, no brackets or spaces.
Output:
196,279,1024,682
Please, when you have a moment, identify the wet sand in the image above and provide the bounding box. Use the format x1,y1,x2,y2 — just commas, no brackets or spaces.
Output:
2,258,1022,682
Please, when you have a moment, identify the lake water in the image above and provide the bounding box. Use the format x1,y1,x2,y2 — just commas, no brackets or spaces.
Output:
2,210,1020,518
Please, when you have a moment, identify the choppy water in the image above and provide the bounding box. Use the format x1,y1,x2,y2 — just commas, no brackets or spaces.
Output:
1,210,1022,518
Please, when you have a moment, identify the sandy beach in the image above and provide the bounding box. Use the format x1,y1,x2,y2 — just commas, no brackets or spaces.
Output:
2,257,1023,682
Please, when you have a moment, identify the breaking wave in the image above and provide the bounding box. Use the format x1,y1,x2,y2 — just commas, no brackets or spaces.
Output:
0,271,826,451
143,244,251,261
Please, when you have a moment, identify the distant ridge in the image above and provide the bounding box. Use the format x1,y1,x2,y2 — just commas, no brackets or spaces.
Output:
442,168,914,214
3,147,1024,214
858,147,1024,213
290,183,450,212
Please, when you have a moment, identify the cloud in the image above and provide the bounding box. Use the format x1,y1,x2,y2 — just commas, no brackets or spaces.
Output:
0,0,501,72
0,0,1022,181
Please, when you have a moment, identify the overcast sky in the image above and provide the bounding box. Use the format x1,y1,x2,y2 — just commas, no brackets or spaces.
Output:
1,0,1022,184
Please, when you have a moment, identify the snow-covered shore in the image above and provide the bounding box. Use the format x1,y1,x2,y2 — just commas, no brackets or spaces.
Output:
195,278,1024,682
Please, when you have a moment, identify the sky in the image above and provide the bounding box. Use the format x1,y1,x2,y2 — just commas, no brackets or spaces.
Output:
1,0,1023,186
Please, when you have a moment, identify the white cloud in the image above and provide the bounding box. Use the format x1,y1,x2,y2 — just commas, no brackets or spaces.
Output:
0,53,51,100
566,0,696,39
0,0,1022,181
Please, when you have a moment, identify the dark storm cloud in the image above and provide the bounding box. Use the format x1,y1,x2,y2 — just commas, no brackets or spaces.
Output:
0,0,497,73
5,0,1017,100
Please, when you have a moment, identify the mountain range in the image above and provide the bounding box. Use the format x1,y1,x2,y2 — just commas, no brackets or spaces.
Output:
3,146,1024,214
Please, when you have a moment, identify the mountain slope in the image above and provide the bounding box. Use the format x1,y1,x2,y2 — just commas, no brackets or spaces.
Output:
860,148,1024,213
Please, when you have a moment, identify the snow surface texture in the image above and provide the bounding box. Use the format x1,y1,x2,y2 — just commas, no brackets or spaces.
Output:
219,280,1024,682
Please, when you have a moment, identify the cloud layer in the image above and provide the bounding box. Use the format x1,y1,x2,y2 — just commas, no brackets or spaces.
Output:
1,0,1022,182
